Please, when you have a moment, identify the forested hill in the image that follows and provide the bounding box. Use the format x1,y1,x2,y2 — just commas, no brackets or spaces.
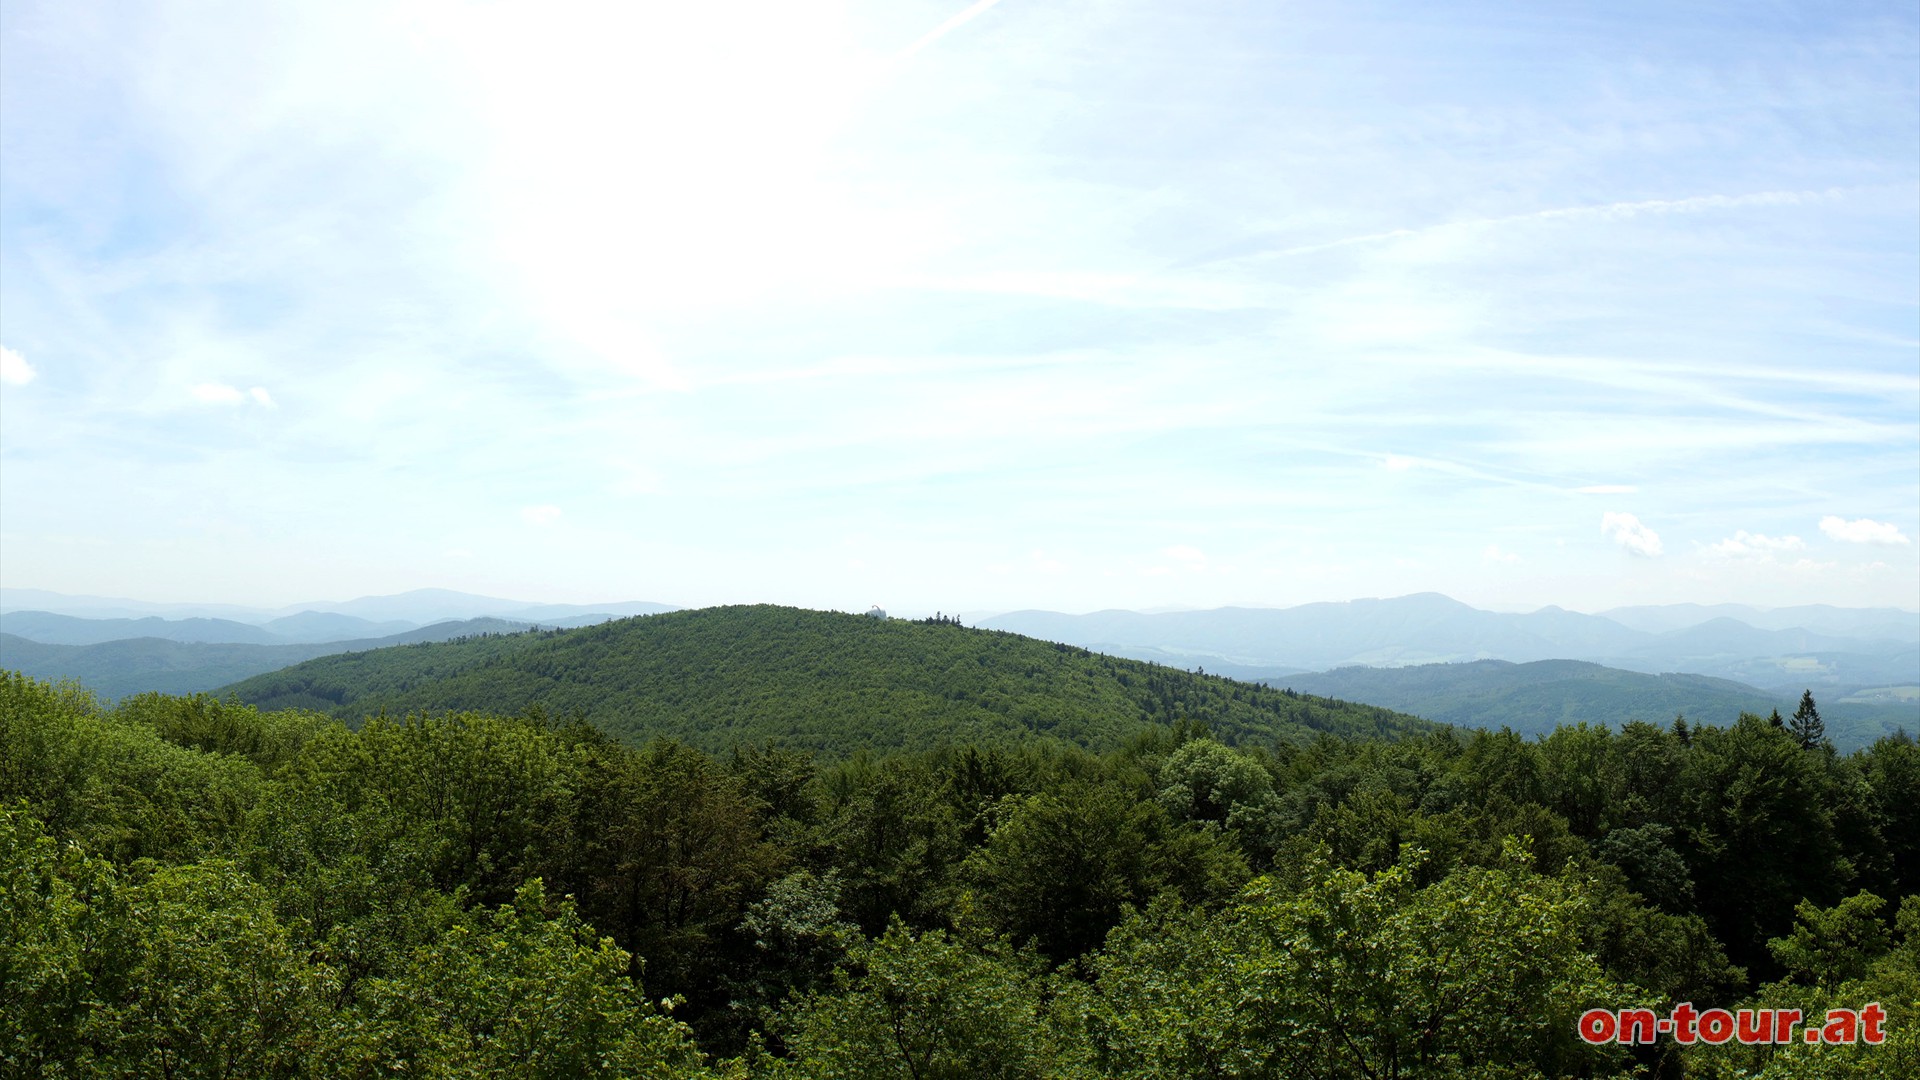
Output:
217,605,1429,754
1276,659,1911,751
1280,659,1776,735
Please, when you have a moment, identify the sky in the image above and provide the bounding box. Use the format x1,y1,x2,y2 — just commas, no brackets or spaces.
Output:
1,0,1916,616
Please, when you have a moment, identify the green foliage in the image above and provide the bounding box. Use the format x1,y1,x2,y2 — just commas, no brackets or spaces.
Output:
330,879,719,1079
0,671,262,862
1577,859,1745,1010
112,690,336,771
1768,890,1893,989
95,859,319,1078
1156,737,1284,857
1,805,324,1078
5,664,1918,1077
1089,843,1633,1079
0,804,726,1079
817,752,970,934
965,779,1245,961
0,804,131,1078
1595,823,1695,911
1679,712,1848,975
1687,894,1920,1079
771,921,1092,1079
1858,732,1920,897
258,711,577,906
552,738,785,1001
726,869,861,1045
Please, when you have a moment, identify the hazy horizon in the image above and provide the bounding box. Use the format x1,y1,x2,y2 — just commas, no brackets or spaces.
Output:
5,582,1917,624
4,1,1916,616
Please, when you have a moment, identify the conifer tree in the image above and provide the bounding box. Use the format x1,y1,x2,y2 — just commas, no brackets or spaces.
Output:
1788,690,1825,750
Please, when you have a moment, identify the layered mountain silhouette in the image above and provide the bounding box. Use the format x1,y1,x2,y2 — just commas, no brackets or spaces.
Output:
0,588,677,644
0,617,540,700
977,593,1918,695
5,589,1913,747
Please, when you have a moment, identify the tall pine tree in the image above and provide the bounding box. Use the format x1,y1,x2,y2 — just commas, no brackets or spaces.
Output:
1788,689,1825,750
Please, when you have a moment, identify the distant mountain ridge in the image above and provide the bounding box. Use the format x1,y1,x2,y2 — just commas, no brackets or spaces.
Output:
1273,659,1910,751
6,588,1916,720
978,594,1920,697
0,617,541,701
0,588,678,645
0,611,288,646
1598,602,1920,640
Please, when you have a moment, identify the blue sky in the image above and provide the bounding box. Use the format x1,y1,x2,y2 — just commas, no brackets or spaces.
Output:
2,0,1915,614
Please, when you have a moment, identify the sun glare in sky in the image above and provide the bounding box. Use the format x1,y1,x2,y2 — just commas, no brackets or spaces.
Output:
1,0,1915,613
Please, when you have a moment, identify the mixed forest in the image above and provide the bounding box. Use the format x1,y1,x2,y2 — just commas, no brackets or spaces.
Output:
217,606,1431,753
4,607,1917,1078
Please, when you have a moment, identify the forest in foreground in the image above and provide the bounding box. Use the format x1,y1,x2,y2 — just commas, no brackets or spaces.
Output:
4,612,1918,1077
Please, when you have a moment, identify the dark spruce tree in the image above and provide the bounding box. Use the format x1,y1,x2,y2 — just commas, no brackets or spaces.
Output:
1788,690,1826,750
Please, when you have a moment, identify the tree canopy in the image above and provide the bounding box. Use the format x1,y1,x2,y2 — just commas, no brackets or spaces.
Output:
3,657,1915,1077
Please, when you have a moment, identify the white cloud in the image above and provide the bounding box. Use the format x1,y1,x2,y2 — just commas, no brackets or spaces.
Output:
0,346,35,386
1576,484,1637,494
1381,454,1416,471
521,504,563,526
1482,544,1521,564
1708,531,1806,558
1601,511,1663,557
1819,516,1910,546
249,386,276,407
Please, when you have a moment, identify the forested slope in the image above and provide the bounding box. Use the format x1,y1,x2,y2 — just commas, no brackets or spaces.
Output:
1278,659,1912,750
218,605,1429,754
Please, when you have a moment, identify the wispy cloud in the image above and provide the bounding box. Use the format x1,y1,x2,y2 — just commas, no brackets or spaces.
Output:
2,1,1912,612
1820,516,1911,545
1194,189,1850,268
893,0,1008,66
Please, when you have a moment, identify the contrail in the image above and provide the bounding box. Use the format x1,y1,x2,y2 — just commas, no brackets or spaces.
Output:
893,0,1007,65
